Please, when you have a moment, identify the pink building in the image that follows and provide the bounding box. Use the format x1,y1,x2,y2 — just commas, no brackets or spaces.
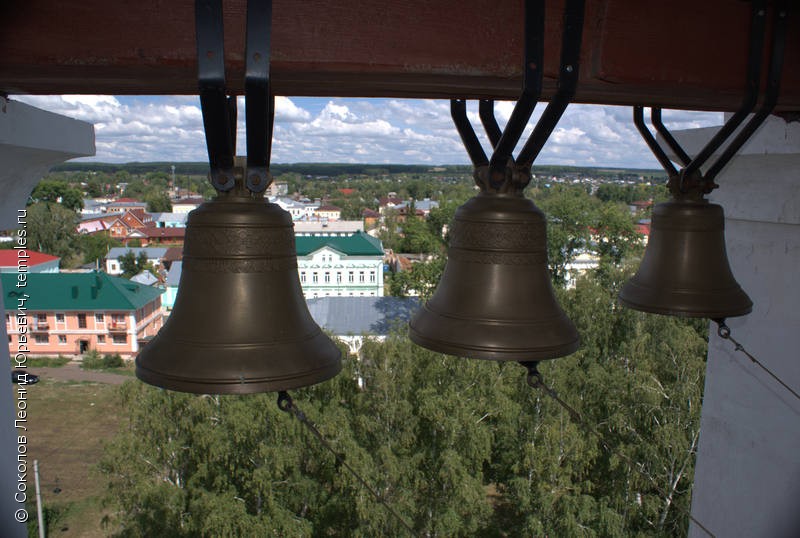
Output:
3,271,164,358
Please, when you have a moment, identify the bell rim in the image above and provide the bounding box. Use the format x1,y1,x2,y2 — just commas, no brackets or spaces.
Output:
618,282,753,319
135,359,342,394
408,324,579,361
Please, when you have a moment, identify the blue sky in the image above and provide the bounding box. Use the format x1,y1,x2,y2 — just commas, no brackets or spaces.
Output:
16,95,723,169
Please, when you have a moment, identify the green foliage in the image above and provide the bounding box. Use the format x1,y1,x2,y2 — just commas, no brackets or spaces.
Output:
144,190,173,213
25,202,82,266
14,355,70,368
82,352,124,370
30,179,84,211
77,233,123,266
101,266,706,536
119,251,153,278
386,256,445,300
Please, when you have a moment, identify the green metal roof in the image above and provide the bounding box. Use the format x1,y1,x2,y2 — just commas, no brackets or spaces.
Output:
2,271,163,312
295,231,384,256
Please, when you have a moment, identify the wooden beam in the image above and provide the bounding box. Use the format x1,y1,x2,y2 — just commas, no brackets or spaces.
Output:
1,0,797,112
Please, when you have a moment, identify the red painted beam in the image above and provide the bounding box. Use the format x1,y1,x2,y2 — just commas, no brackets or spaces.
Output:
1,0,797,112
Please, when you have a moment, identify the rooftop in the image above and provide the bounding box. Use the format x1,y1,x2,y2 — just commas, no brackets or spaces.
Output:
307,296,420,336
0,250,59,268
1,271,163,311
295,232,384,257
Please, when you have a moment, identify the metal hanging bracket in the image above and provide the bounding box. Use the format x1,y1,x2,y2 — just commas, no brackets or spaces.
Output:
451,0,585,194
634,0,787,198
196,0,275,194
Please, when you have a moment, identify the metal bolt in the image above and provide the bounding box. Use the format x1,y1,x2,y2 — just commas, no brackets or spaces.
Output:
565,65,574,73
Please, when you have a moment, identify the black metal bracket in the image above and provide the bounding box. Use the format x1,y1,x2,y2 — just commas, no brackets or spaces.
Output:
451,0,585,192
634,0,787,196
196,0,274,193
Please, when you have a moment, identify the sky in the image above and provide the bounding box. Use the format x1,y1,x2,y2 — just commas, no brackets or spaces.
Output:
15,95,723,169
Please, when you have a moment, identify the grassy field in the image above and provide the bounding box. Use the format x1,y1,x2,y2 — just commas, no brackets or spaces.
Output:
24,378,126,537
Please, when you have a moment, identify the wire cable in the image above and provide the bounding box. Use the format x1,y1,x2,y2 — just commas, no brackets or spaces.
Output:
713,319,800,402
523,363,716,538
277,391,417,537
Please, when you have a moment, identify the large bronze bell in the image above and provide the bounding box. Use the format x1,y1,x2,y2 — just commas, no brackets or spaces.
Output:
619,196,752,318
136,173,341,394
409,190,580,361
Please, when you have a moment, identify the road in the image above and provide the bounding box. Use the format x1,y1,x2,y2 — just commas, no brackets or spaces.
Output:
31,361,131,385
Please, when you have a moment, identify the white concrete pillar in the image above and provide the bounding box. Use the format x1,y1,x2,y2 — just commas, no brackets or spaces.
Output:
0,96,94,536
666,116,800,538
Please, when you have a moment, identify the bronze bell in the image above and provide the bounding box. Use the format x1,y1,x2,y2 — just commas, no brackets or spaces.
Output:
409,189,580,361
619,196,752,318
136,172,341,394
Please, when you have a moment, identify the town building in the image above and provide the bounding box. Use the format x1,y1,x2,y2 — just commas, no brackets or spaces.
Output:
106,247,168,275
314,205,342,221
172,197,206,214
293,220,364,236
295,232,385,298
150,212,188,228
0,250,59,273
2,271,164,357
306,296,420,355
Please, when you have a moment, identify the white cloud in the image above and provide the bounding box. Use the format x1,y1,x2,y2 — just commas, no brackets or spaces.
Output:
11,95,725,168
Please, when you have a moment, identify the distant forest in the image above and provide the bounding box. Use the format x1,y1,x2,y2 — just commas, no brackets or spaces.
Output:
52,161,666,181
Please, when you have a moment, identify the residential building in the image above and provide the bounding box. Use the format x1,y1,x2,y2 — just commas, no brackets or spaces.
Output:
106,198,148,214
162,260,182,311
306,296,420,355
0,250,59,273
314,205,342,221
106,247,168,275
150,212,188,228
2,271,164,357
272,197,319,220
172,197,205,214
293,220,364,236
296,232,385,298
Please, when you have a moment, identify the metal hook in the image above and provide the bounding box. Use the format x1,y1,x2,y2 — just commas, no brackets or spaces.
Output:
450,99,488,167
479,100,504,150
634,1,771,194
450,0,585,189
245,0,273,193
516,0,585,167
196,0,236,191
652,108,691,167
705,0,787,182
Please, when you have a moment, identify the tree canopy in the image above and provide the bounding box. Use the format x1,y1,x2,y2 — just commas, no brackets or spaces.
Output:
100,267,706,537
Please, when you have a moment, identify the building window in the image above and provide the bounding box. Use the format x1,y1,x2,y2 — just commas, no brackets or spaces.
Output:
34,334,48,345
58,335,67,344
112,334,127,344
348,271,354,283
98,335,106,344
312,272,319,283
55,313,65,323
324,272,330,283
5,314,10,324
369,271,376,283
300,272,306,283
77,313,87,329
359,271,365,283
37,313,47,324
336,272,342,283
95,313,104,323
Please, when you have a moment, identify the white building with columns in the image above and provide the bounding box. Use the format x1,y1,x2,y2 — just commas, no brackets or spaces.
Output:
295,232,385,298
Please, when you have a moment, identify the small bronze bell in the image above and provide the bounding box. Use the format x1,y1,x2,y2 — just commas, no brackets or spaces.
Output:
619,195,752,318
136,166,341,394
410,166,579,361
